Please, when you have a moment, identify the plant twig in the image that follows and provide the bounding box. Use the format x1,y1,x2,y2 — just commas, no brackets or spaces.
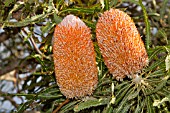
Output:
29,36,52,60
52,99,70,113
29,36,43,55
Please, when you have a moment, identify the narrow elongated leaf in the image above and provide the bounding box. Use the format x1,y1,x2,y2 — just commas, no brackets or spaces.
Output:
115,83,132,105
17,100,34,113
109,0,120,7
60,101,79,112
58,7,98,15
74,98,109,112
146,96,155,113
123,0,140,5
134,104,140,113
104,0,109,10
39,84,58,93
145,57,165,72
102,103,113,113
115,81,130,90
139,0,151,49
41,22,55,34
1,93,35,99
160,0,168,19
148,46,164,61
37,94,63,99
128,88,140,100
147,68,165,78
135,96,146,113
115,88,134,113
146,76,169,95
120,103,132,113
158,29,168,44
3,13,52,27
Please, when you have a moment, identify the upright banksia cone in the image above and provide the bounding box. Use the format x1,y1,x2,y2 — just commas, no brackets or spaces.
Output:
53,15,98,98
96,9,148,81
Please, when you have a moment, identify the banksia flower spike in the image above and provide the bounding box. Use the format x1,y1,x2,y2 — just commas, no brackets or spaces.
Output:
53,15,98,98
96,9,148,81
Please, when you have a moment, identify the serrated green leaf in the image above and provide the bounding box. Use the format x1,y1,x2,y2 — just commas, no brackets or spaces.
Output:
102,103,113,113
160,0,168,19
128,88,140,100
115,87,134,113
3,13,53,27
37,94,63,99
147,68,165,78
83,19,96,29
60,101,79,113
122,0,140,5
58,7,99,15
41,22,55,34
146,96,155,113
145,57,165,72
97,78,111,88
158,29,168,44
139,0,151,49
109,0,119,7
115,83,132,105
135,96,146,113
115,81,130,90
148,46,164,61
146,76,169,95
53,13,62,24
74,98,109,112
40,84,58,93
17,100,34,113
120,103,131,113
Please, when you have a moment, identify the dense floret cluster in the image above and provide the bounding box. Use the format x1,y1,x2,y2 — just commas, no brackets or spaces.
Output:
53,15,98,98
96,9,148,80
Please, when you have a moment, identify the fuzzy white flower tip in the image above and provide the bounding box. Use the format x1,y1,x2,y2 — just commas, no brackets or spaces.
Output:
59,14,86,27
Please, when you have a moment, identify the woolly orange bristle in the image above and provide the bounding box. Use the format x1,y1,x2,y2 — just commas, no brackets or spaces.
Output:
96,9,148,81
53,15,98,98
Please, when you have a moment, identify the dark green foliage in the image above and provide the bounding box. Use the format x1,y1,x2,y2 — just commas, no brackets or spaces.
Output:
0,0,170,113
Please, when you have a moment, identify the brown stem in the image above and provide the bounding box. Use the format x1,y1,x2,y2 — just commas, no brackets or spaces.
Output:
29,36,43,55
52,98,70,113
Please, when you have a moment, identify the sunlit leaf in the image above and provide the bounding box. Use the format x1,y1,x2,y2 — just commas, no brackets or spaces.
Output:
165,55,170,71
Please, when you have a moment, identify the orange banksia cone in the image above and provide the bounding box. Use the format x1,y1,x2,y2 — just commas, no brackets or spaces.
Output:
53,15,98,98
96,9,148,81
